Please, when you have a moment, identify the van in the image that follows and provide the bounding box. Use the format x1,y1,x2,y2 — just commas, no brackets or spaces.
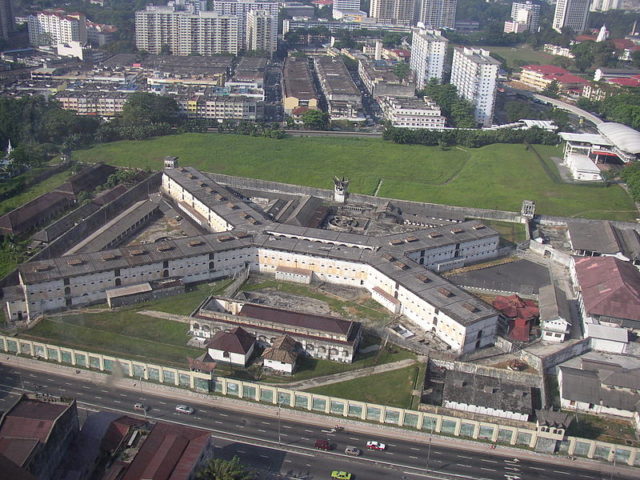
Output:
344,446,361,456
314,439,332,450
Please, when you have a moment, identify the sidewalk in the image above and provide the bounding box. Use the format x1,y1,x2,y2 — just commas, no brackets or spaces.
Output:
2,354,636,478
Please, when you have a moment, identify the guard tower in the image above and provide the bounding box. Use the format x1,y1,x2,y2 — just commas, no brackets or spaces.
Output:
164,156,179,169
333,176,349,203
521,200,536,220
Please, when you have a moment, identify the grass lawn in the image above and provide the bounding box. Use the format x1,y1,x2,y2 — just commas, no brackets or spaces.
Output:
72,134,637,221
16,280,234,366
306,364,421,409
241,278,392,325
0,168,73,216
479,219,528,244
20,316,200,367
476,45,555,70
566,413,638,445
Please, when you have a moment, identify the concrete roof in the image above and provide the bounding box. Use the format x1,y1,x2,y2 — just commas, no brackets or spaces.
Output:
598,122,640,154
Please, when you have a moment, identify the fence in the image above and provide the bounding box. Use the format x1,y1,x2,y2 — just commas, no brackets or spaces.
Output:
1,334,637,467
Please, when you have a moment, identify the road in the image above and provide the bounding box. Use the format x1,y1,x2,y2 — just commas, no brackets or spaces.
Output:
0,364,631,480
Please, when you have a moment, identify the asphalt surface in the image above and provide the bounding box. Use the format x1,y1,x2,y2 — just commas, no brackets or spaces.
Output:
0,364,633,480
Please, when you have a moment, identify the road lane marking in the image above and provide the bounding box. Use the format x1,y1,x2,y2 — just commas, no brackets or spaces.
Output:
259,455,269,459
218,413,228,417
410,456,419,459
349,437,359,441
304,429,314,433
159,401,167,405
530,467,544,471
282,425,292,429
456,463,471,468
214,421,223,424
480,468,497,472
410,447,421,451
457,455,474,460
81,386,90,389
281,433,288,437
481,459,498,463
261,421,271,425
258,429,267,433
552,471,570,475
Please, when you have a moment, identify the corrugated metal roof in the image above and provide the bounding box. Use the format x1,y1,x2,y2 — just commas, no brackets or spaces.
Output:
598,122,640,154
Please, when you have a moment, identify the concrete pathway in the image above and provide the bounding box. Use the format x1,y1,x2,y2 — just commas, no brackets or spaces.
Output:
270,358,417,391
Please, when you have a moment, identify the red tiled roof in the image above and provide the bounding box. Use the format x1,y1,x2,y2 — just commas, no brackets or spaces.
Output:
612,38,635,50
522,65,588,85
121,422,211,480
509,317,532,342
492,294,539,320
608,76,640,87
0,400,68,442
575,35,597,42
207,326,255,354
101,416,146,453
574,256,640,321
0,452,36,480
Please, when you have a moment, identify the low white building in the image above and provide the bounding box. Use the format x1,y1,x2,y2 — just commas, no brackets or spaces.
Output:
538,284,571,343
558,352,640,421
380,96,446,129
262,335,298,374
206,327,256,366
564,151,602,182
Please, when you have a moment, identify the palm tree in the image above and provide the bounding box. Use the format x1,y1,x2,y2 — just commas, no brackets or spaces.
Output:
196,456,254,480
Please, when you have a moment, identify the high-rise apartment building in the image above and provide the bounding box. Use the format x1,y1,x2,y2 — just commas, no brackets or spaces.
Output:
246,9,276,54
552,0,590,33
450,47,500,127
135,6,239,55
415,0,457,30
212,0,278,50
409,27,448,88
369,0,415,26
504,1,540,33
28,9,87,46
0,0,14,41
590,0,620,11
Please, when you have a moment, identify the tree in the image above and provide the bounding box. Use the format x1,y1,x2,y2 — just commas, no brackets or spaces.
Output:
301,109,330,130
121,93,178,125
542,80,560,99
196,457,253,480
394,62,410,81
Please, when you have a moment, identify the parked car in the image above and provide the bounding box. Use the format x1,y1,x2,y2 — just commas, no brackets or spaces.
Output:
314,439,332,450
175,404,194,414
330,471,352,480
366,440,386,451
133,403,147,412
344,446,361,456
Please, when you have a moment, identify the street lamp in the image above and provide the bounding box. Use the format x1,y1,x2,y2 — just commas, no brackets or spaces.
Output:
610,448,617,480
139,368,147,419
426,420,434,472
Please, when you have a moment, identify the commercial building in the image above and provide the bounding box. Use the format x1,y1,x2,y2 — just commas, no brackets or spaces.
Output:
314,56,363,121
55,91,130,117
553,0,590,33
380,96,446,129
282,56,319,114
504,1,540,33
246,9,277,54
176,92,264,121
28,10,87,47
333,0,362,18
282,18,412,35
559,122,640,164
211,0,278,50
409,27,447,88
590,0,621,12
0,395,79,480
369,0,415,26
0,0,15,41
358,58,416,97
5,165,501,355
135,6,239,55
415,0,457,30
450,47,500,127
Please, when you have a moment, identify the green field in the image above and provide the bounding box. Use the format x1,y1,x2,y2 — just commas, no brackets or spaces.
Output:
73,134,637,221
306,364,422,409
477,45,555,69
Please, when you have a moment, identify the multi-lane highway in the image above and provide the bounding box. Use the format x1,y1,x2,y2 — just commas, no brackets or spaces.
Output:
0,363,632,480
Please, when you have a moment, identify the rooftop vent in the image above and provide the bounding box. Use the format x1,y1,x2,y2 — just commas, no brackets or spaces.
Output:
438,287,454,298
35,264,52,272
389,239,403,246
235,232,251,239
218,235,235,242
429,232,442,239
188,240,204,247
393,261,409,270
463,303,479,312
188,174,197,180
68,258,84,266
472,224,486,230
382,253,396,262
102,253,118,261
157,244,174,252
130,249,146,256
405,236,419,243
450,228,464,234
416,274,431,283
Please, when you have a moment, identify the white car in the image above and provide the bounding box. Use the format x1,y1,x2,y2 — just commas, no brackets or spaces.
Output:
175,404,194,414
366,440,386,451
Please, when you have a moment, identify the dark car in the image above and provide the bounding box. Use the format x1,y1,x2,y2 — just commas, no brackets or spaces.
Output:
314,439,332,450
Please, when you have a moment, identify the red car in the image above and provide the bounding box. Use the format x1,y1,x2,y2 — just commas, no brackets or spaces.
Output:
366,440,386,451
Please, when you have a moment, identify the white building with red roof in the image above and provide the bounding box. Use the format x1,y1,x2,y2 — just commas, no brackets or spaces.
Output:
519,65,588,94
206,326,256,366
571,256,640,353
